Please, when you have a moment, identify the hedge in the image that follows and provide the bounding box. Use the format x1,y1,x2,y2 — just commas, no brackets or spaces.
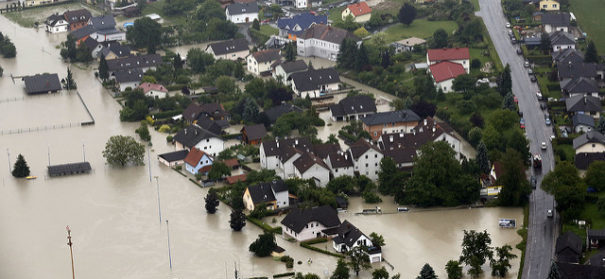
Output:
547,84,561,92
526,55,552,65
151,109,183,119
247,216,282,234
222,133,242,140
273,272,295,278
301,237,328,245
299,242,344,258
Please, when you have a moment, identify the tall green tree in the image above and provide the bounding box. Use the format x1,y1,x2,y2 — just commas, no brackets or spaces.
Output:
372,267,389,279
204,189,220,213
585,161,605,191
416,264,437,279
476,141,490,175
540,32,551,54
330,259,350,279
541,161,586,220
490,245,517,277
99,54,109,81
347,246,371,276
208,161,231,180
285,42,296,62
369,232,385,247
64,67,77,90
173,54,184,70
398,3,417,26
127,17,162,53
354,43,369,71
338,38,357,69
12,154,30,178
506,130,530,160
431,29,448,48
445,260,462,279
378,157,404,195
502,92,516,111
585,40,599,63
102,135,145,167
497,149,531,206
64,34,77,60
187,48,215,73
230,209,246,231
248,231,276,257
597,115,605,134
459,230,493,278
498,64,512,97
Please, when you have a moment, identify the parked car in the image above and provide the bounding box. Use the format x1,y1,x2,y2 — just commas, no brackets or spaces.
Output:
536,91,543,100
528,68,533,75
506,22,511,28
530,175,537,189
540,102,547,110
524,60,530,68
516,48,523,55
530,75,537,82
514,96,518,104
545,117,551,126
511,37,517,44
547,209,553,218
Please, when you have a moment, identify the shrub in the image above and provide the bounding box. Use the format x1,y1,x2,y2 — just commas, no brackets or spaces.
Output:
158,125,171,133
166,135,173,142
471,58,481,69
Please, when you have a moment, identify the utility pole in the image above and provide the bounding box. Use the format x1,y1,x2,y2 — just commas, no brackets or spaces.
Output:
82,143,86,162
166,220,172,270
154,176,161,224
7,148,10,173
47,145,51,166
147,148,152,182
66,226,75,279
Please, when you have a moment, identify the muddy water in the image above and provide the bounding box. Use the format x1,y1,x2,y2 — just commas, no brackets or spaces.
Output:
0,15,521,279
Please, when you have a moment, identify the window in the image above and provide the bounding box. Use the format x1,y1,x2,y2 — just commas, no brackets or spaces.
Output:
365,155,368,159
365,163,368,167
374,154,377,158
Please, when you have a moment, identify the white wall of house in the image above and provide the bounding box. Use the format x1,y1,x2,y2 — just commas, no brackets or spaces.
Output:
90,32,126,42
226,11,258,24
292,81,340,98
552,43,575,52
282,221,330,241
279,153,302,179
273,190,289,208
185,153,213,175
207,47,250,61
575,124,593,133
435,78,455,93
243,188,256,211
145,90,167,99
341,9,371,23
247,55,276,76
295,164,330,187
273,65,292,85
544,25,568,34
193,137,224,157
437,132,463,160
46,21,68,33
576,143,605,154
119,81,139,92
260,144,280,169
349,148,382,180
332,234,372,252
297,38,341,61
325,156,355,178
568,92,600,99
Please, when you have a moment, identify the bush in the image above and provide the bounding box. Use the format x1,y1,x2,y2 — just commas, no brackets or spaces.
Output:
166,135,173,142
158,124,171,133
471,58,481,69
362,190,382,203
280,256,295,269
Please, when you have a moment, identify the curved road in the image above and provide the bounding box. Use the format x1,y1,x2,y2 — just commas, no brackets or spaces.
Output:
476,1,558,279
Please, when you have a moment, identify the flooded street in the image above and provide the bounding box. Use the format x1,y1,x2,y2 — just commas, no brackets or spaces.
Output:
0,15,520,279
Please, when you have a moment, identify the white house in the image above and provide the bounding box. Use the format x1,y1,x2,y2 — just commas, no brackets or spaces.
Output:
281,205,341,241
173,124,224,157
293,152,331,187
242,180,289,211
341,2,372,23
295,0,321,9
205,38,250,61
290,68,340,98
296,24,359,61
542,12,570,34
325,152,355,178
114,68,143,92
272,60,308,85
184,147,214,175
428,61,467,93
157,150,189,167
328,220,381,263
225,2,259,24
45,14,69,33
426,48,470,73
573,131,605,154
346,139,383,180
138,82,168,99
572,114,595,133
550,31,576,52
247,49,281,76
260,137,312,171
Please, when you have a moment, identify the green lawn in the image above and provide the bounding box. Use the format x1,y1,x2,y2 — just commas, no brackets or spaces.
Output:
141,0,188,26
327,7,345,23
569,0,605,54
381,19,458,43
258,25,278,37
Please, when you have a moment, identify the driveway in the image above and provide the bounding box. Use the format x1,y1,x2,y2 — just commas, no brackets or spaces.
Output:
476,1,558,279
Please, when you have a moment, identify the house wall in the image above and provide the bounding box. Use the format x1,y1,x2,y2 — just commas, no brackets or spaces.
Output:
568,92,600,99
349,148,382,180
282,221,332,241
185,154,214,175
280,153,302,179
92,45,104,58
69,21,88,31
273,190,289,208
545,25,568,34
296,164,330,187
90,32,126,43
297,38,341,61
552,43,575,52
119,81,140,92
145,90,167,99
260,143,280,169
292,81,340,98
46,22,68,33
226,11,258,24
208,47,250,61
438,132,463,159
540,0,559,11
243,188,256,211
576,143,605,154
435,78,455,93
193,137,224,157
247,56,277,76
326,156,355,178
364,121,419,141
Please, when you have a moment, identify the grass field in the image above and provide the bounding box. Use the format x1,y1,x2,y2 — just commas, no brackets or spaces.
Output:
569,0,605,54
381,19,457,43
258,25,278,37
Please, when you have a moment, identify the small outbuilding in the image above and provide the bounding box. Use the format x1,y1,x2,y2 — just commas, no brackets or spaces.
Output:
23,73,62,94
158,150,189,167
241,124,267,145
48,162,92,177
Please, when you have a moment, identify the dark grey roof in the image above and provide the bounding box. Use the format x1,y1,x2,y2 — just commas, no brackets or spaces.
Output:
242,124,267,141
573,131,605,149
22,73,62,94
293,152,330,173
173,124,220,149
64,9,91,24
330,95,376,118
561,77,599,95
565,95,602,112
114,68,143,83
83,37,99,51
300,24,360,45
207,38,249,56
281,205,341,234
330,220,368,248
251,49,281,63
327,152,354,168
101,42,132,58
47,162,91,176
226,2,259,15
107,54,163,72
46,13,66,26
588,229,605,240
552,48,584,64
183,103,229,122
558,61,598,79
196,116,223,135
158,150,189,162
541,12,571,27
523,36,542,46
550,31,575,46
557,261,605,279
348,139,381,159
311,143,341,159
277,60,308,73
575,152,605,170
361,109,420,126
247,180,287,205
90,15,116,30
291,68,340,92
556,231,583,263
70,25,95,40
572,114,595,128
589,250,605,267
262,137,312,158
264,103,303,124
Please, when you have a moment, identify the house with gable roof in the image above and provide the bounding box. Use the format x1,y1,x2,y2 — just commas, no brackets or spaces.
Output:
296,24,360,61
573,131,605,154
272,60,308,85
565,95,602,118
326,220,381,262
243,179,289,211
241,124,267,145
277,13,327,41
341,2,372,23
281,205,341,241
329,95,377,121
346,139,383,180
426,48,470,93
290,67,341,98
45,14,69,33
541,12,570,33
325,151,354,178
556,231,583,263
550,31,576,52
225,2,259,24
426,48,470,73
138,82,168,99
361,109,421,140
173,124,225,156
205,38,250,60
293,152,331,186
184,147,214,175
247,49,281,76
63,9,91,31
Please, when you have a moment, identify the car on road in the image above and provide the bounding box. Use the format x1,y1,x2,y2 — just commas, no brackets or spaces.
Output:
530,75,537,82
397,207,409,212
536,91,543,100
520,118,525,125
506,22,511,28
524,60,530,68
541,141,547,150
540,102,547,110
533,154,542,168
528,68,533,75
511,37,517,44
545,116,551,126
516,48,523,55
547,209,553,218
530,175,537,189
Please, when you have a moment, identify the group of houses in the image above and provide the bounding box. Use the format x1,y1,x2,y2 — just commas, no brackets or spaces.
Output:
426,47,471,93
552,230,605,278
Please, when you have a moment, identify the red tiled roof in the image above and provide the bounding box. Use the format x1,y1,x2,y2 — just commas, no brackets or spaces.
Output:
346,2,372,16
226,173,247,184
223,158,239,168
427,48,470,62
138,82,168,93
184,148,207,167
429,61,466,83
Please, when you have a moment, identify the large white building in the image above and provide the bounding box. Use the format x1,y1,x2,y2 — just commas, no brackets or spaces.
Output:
290,68,341,98
247,49,281,76
173,124,224,157
281,205,340,241
346,139,383,180
297,24,359,61
45,14,69,33
205,38,250,61
226,2,259,24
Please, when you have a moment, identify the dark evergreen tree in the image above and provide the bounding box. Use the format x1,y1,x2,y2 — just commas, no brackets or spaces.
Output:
547,261,560,279
204,189,219,214
398,3,417,26
597,115,605,134
330,259,350,279
431,28,448,48
65,35,77,61
252,18,260,30
12,154,30,178
490,245,517,277
64,67,77,89
285,42,296,62
585,40,599,63
416,263,437,279
173,54,184,70
229,209,246,231
248,231,276,257
99,54,109,81
498,64,512,96
502,92,516,111
354,43,369,71
476,141,490,175
540,32,551,54
337,38,357,69
445,260,463,279
381,50,391,69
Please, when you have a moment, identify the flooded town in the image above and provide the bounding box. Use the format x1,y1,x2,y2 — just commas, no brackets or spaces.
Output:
1,0,604,279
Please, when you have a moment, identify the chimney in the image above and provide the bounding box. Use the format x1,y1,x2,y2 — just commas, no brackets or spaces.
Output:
584,96,587,104
295,139,299,145
389,135,393,142
344,153,348,160
568,60,572,69
432,127,436,133
423,119,427,126
185,129,187,135
413,129,416,136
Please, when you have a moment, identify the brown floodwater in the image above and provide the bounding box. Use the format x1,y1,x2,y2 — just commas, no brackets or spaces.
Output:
0,15,521,279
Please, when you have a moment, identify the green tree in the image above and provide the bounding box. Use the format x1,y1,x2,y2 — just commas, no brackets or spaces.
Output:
355,43,369,71
173,54,184,70
506,130,530,160
338,37,357,69
452,74,476,93
459,230,493,278
445,260,462,279
347,246,371,276
468,127,483,146
330,259,350,279
585,40,599,63
540,32,551,54
102,135,145,167
498,64,512,97
476,141,490,175
208,161,231,180
431,29,448,48
187,48,215,73
252,18,260,30
585,161,605,191
99,55,109,81
64,67,77,90
378,157,402,195
490,245,517,277
248,231,276,257
541,161,586,220
135,121,151,141
597,115,605,134
230,209,246,231
11,154,30,178
372,267,389,279
64,34,77,60
285,42,296,62
547,261,560,279
398,3,417,26
369,232,385,247
416,263,437,279
502,92,516,111
127,17,162,53
215,75,236,94
205,189,220,213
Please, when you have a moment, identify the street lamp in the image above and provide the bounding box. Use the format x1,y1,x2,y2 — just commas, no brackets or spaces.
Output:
66,226,75,279
166,220,172,270
154,176,162,224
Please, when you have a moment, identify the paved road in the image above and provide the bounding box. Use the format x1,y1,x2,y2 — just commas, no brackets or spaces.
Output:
476,1,558,279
